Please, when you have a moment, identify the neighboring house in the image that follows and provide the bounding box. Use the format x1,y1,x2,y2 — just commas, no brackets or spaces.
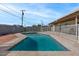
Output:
42,26,51,31
25,25,51,32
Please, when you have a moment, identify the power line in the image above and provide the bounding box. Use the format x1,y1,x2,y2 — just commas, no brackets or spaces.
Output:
0,8,22,25
0,4,20,14
0,4,30,26
0,8,20,18
0,9,20,24
0,4,29,24
0,4,20,18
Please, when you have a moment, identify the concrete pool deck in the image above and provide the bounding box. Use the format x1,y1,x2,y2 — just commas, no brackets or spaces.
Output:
6,32,79,56
0,34,16,44
0,33,26,55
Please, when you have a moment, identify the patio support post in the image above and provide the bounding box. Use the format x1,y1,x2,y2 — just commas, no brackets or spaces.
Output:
52,25,55,32
75,16,78,42
59,24,61,32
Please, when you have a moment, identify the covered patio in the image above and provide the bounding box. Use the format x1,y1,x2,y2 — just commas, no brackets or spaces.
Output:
49,10,79,42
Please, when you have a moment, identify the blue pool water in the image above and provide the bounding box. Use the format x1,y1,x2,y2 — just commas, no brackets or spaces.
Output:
9,33,68,51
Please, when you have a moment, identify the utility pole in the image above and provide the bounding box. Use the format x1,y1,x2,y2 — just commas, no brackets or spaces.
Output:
20,10,25,32
21,10,25,27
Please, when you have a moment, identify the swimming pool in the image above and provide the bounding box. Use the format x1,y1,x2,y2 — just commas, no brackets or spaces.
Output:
9,33,68,51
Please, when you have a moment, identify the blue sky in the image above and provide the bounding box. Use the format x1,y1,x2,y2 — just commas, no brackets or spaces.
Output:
0,3,79,26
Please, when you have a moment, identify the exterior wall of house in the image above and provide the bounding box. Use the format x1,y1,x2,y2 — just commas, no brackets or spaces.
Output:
60,20,76,35
50,17,79,35
50,18,77,35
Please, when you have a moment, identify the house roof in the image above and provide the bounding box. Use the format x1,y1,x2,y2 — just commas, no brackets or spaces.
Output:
49,9,79,25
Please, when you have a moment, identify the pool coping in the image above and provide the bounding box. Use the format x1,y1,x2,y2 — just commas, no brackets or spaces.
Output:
7,51,78,56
